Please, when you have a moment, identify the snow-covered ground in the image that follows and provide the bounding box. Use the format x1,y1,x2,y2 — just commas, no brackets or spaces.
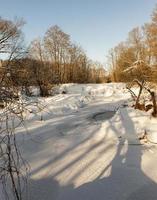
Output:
2,83,157,199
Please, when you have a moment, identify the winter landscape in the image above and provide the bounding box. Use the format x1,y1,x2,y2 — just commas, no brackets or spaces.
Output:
1,1,157,200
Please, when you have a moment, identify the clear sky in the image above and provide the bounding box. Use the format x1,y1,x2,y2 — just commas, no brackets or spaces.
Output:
0,0,157,64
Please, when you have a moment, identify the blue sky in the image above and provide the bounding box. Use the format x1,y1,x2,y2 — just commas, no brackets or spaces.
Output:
0,0,157,64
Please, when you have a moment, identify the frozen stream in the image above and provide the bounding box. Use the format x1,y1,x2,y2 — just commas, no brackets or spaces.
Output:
16,100,157,200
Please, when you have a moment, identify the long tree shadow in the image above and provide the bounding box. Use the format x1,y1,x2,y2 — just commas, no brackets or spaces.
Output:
20,103,157,200
56,108,157,200
20,100,124,176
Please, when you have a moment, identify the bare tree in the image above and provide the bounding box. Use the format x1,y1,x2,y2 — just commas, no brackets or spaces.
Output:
44,25,71,83
29,38,52,96
125,60,156,117
0,17,28,200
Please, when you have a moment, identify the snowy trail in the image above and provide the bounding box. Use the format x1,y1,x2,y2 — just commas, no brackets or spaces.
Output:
16,97,157,200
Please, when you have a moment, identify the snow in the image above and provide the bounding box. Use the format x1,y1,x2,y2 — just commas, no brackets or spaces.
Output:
146,118,157,144
1,83,157,200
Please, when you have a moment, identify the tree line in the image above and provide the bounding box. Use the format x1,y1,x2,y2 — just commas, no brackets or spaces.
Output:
0,19,106,96
108,6,157,83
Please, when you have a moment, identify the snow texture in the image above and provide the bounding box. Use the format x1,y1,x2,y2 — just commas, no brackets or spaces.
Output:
1,83,157,200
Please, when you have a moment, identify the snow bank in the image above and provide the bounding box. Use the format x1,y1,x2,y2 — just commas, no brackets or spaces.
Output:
59,83,127,97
